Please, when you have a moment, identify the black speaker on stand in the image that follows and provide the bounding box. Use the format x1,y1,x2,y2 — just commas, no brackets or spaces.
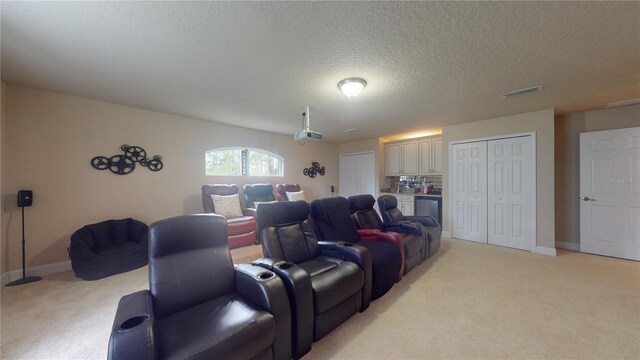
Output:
6,190,42,286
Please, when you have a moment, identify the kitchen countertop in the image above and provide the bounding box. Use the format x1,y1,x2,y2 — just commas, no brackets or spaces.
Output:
379,192,442,198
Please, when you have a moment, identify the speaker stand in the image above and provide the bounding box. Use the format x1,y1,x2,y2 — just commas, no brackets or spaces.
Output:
6,206,42,287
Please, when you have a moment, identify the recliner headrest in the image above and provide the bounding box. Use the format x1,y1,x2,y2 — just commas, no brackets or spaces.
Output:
243,184,274,196
275,184,301,193
378,195,398,210
149,214,228,258
347,194,376,214
257,200,310,230
309,197,360,243
201,184,239,196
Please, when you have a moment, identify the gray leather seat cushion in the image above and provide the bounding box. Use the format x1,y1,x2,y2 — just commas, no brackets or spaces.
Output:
157,293,275,360
298,258,364,314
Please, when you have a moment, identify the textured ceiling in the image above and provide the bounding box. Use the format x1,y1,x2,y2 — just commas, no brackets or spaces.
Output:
2,2,639,143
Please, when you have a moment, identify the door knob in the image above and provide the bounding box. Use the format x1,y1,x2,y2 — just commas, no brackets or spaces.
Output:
579,196,596,201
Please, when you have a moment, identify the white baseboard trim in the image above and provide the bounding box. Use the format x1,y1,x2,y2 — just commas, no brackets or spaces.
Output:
442,231,451,238
1,260,72,286
556,241,580,252
534,246,557,256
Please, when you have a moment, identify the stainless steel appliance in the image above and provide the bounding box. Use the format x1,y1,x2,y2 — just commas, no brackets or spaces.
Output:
415,195,442,225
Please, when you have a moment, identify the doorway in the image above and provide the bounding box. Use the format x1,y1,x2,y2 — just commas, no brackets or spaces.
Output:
579,127,640,261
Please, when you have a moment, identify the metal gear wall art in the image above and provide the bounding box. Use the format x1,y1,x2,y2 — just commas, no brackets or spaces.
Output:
91,145,163,175
303,162,325,178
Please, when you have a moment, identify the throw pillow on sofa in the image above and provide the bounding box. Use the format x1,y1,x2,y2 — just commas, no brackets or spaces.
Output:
286,190,305,202
210,193,243,218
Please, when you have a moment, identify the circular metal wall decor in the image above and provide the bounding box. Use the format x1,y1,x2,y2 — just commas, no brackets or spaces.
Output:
91,145,163,175
303,161,325,178
91,156,110,170
124,145,147,162
108,155,135,175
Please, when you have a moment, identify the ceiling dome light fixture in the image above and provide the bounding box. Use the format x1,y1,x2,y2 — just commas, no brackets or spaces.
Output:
338,77,367,98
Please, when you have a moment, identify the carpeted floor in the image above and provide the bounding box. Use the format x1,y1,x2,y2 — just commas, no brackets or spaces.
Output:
1,238,639,359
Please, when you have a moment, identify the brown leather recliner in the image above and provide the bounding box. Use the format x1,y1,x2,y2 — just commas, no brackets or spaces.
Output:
274,184,301,201
108,214,292,360
202,184,256,249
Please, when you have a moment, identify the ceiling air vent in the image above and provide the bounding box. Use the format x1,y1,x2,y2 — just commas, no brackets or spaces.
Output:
499,85,543,100
604,98,640,109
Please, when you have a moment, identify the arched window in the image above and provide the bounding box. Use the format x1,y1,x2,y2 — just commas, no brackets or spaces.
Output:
205,147,284,176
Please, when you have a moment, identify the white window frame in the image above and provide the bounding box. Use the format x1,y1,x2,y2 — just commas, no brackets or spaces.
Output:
205,147,284,177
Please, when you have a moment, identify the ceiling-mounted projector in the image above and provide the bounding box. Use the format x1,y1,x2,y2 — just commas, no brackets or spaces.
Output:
294,105,323,143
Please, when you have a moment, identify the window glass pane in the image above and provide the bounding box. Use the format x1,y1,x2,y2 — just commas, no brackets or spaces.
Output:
205,149,242,176
205,147,283,177
248,149,283,176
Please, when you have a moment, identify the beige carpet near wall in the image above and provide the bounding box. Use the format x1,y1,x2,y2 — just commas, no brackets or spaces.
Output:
1,239,639,359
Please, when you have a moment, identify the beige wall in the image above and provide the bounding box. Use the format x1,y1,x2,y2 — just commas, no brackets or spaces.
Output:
442,108,556,249
1,83,5,276
554,104,640,247
1,84,339,272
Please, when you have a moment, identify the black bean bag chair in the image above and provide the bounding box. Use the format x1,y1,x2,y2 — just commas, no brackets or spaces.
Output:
69,218,148,280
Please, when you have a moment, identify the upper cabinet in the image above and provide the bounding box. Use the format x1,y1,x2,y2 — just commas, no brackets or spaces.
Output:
385,141,418,176
385,143,402,175
419,136,442,175
386,136,442,176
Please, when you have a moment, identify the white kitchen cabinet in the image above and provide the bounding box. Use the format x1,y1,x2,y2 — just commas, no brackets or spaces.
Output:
385,141,418,176
400,195,415,215
385,144,401,175
401,142,418,175
419,136,442,175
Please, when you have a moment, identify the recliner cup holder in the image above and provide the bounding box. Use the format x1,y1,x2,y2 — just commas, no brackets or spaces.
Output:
120,315,148,331
278,262,294,270
257,271,275,280
343,242,354,246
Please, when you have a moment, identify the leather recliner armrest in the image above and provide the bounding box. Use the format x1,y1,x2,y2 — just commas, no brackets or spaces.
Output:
356,229,405,280
384,222,423,236
404,215,441,229
317,241,372,312
108,290,155,360
235,264,292,360
252,258,313,359
243,208,258,218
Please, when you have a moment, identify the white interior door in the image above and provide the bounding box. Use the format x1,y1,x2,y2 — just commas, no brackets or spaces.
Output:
488,136,535,251
580,127,640,261
340,154,357,198
340,152,376,199
451,142,487,243
356,152,376,196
